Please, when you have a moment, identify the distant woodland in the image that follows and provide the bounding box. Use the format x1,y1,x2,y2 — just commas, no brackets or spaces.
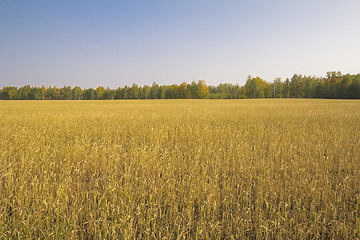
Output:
1,71,359,100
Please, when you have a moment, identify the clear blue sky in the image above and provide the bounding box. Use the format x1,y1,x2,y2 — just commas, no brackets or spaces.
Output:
1,0,360,88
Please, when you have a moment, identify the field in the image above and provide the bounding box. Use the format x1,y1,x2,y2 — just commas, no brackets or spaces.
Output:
0,99,359,239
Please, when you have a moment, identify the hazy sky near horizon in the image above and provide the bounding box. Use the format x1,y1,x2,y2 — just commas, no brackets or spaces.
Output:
1,0,360,88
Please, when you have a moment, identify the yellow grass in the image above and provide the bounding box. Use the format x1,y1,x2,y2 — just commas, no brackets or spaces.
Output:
0,99,359,239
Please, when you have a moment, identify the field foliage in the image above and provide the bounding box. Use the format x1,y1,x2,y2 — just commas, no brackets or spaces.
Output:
0,99,359,239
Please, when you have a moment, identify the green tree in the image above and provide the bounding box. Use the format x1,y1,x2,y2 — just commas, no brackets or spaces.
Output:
40,85,46,100
103,88,115,99
29,87,42,100
60,86,72,100
272,77,283,98
167,84,179,99
245,76,268,98
326,71,343,98
18,85,32,99
283,78,291,98
160,85,168,99
114,87,122,99
83,88,96,100
151,82,160,99
290,74,305,98
143,86,151,99
96,86,105,99
72,86,83,100
45,86,61,100
178,82,188,99
0,87,18,100
349,74,360,99
130,84,139,99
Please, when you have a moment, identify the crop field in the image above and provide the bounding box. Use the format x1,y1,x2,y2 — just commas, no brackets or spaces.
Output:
0,99,359,239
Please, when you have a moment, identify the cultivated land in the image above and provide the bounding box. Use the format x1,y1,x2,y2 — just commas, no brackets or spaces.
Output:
0,99,359,239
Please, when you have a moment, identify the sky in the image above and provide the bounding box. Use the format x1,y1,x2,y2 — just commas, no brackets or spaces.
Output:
1,0,360,88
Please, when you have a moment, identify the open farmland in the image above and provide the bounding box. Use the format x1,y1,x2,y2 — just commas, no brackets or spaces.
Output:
0,99,359,239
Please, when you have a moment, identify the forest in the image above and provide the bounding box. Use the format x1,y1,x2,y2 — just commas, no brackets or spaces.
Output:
1,71,359,100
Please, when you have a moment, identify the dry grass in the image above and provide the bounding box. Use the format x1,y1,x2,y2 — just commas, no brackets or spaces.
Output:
0,99,359,239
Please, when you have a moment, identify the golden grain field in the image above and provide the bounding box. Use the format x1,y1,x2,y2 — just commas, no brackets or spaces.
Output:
0,99,359,239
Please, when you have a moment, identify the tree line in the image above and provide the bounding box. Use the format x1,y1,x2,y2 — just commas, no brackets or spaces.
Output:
1,71,359,100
